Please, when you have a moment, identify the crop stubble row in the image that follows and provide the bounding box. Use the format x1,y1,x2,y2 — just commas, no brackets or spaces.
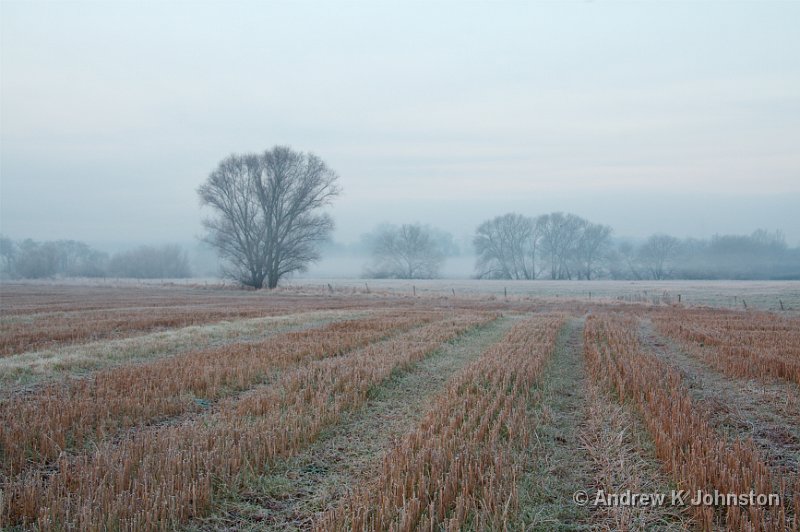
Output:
0,311,442,477
654,308,800,388
2,311,494,530
316,314,565,531
585,313,798,530
1,307,291,357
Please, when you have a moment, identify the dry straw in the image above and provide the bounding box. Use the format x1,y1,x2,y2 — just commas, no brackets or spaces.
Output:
0,311,440,477
584,314,798,531
655,308,800,387
316,314,565,531
1,312,494,530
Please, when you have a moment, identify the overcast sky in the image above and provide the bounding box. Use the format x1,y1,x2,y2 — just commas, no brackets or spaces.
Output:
2,0,799,250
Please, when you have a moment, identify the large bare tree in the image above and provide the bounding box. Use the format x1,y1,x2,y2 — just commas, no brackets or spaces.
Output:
199,147,340,289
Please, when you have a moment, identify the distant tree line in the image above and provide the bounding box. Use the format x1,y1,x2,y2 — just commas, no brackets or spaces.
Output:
361,213,800,281
0,237,191,279
614,229,799,280
3,220,797,283
473,212,799,280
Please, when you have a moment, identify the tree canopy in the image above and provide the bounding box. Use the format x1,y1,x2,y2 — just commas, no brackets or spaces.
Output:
198,146,340,289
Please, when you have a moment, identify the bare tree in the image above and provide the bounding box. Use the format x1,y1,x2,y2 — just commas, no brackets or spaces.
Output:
638,234,681,280
612,241,644,280
538,212,586,280
199,154,268,288
199,146,340,289
574,223,612,280
474,213,539,279
365,223,445,279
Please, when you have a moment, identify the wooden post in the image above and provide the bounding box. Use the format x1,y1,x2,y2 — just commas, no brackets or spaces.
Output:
364,282,370,294
452,288,456,297
327,283,333,294
678,294,681,304
780,299,785,311
742,299,747,310
413,285,416,297
504,287,507,299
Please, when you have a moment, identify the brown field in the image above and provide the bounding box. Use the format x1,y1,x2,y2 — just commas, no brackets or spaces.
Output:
1,281,798,531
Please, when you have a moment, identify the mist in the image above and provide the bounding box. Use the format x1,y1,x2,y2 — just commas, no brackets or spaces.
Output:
2,1,799,278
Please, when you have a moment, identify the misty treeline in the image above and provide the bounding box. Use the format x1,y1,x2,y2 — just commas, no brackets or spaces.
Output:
472,212,799,281
0,237,191,279
359,213,799,281
628,229,799,280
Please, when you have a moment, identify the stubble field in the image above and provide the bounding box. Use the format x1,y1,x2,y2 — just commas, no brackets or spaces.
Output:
1,281,798,531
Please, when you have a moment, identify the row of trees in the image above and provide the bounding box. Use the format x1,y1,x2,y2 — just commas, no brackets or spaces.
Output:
0,238,107,279
474,216,799,281
616,229,798,280
474,212,613,280
356,213,617,281
356,215,799,281
359,212,616,281
0,238,191,279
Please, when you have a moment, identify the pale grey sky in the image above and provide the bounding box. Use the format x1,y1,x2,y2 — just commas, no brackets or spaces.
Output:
2,1,799,248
